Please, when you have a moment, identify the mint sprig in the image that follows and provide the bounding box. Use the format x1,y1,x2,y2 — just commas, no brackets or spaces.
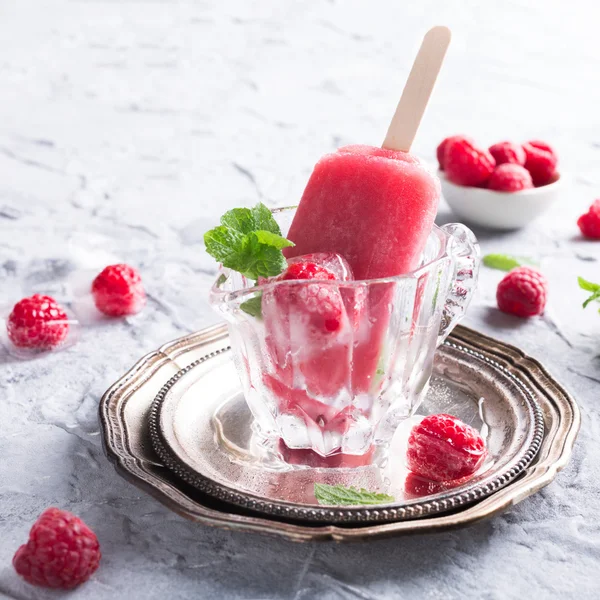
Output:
204,203,294,281
578,277,600,311
482,254,538,272
239,294,263,318
314,483,394,506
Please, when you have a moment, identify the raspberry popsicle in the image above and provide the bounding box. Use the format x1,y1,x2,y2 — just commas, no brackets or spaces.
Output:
270,26,450,465
285,26,451,275
283,26,450,400
285,145,440,278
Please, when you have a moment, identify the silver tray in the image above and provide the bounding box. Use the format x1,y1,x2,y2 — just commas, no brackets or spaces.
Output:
100,324,580,541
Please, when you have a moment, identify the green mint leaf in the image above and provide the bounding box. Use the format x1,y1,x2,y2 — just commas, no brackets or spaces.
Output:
240,293,263,318
234,233,287,280
204,203,294,282
204,226,245,266
578,276,600,293
220,203,282,235
314,483,394,506
253,230,295,250
578,277,600,309
483,254,527,272
220,207,256,235
583,290,600,309
251,203,282,235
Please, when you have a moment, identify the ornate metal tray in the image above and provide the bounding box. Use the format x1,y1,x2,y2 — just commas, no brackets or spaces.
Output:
100,324,579,541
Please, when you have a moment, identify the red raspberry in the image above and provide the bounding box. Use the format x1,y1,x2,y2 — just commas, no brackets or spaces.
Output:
13,508,101,589
488,141,526,166
7,295,69,349
91,264,146,317
444,138,496,187
497,266,548,317
436,135,472,171
523,140,558,186
273,262,342,334
487,164,534,192
279,261,336,282
407,414,486,483
577,199,600,239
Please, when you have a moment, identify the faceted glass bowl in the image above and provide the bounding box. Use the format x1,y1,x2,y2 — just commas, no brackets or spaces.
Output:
210,207,480,464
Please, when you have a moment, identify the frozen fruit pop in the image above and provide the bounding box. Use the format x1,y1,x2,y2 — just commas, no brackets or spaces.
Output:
283,27,450,400
285,145,440,279
285,26,451,277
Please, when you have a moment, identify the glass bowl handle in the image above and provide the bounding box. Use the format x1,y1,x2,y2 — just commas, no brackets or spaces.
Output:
437,223,480,344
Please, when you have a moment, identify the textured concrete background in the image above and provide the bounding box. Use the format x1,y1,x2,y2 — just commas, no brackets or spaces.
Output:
1,1,599,598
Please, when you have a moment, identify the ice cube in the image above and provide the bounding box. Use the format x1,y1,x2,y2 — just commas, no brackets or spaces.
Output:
285,252,354,281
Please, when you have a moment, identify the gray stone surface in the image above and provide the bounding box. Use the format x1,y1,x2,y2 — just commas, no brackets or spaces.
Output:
1,1,598,598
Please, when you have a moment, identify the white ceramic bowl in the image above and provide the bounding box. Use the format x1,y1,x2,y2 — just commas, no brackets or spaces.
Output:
439,170,563,230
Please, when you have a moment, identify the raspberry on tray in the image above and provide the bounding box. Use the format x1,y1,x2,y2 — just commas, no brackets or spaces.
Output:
406,413,487,483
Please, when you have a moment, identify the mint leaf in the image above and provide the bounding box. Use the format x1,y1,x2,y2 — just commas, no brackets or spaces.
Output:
482,254,537,272
578,277,600,310
240,294,263,318
220,208,256,235
253,230,295,250
239,233,288,279
204,202,294,282
252,203,282,235
578,276,600,293
218,204,282,236
204,226,245,266
583,292,600,309
314,483,394,506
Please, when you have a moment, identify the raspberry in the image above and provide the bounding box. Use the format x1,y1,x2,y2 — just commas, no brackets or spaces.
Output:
272,262,343,334
91,264,146,317
406,414,486,483
496,266,548,317
523,140,558,186
444,138,496,187
262,256,351,399
577,200,600,239
7,295,69,349
13,508,101,589
488,141,526,166
279,261,336,282
487,164,533,192
436,135,472,171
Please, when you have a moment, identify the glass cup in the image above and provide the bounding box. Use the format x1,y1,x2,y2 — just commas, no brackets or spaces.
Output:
210,207,479,467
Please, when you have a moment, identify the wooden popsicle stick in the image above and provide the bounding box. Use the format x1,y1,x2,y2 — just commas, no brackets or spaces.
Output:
382,26,451,152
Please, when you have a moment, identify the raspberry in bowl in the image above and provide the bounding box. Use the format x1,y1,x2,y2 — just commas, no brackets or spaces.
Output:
438,136,563,230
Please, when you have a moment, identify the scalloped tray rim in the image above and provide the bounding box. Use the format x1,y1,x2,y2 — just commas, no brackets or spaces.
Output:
99,324,580,542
